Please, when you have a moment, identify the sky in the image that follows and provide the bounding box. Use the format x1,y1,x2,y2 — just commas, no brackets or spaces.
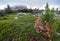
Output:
0,0,60,10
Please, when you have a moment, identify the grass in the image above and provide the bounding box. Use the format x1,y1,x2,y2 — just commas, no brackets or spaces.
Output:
0,14,60,41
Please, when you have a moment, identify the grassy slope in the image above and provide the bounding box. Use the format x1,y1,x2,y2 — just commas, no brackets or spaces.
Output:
0,14,60,41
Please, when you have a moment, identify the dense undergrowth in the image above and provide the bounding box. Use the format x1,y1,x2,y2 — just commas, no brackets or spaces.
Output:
0,15,60,41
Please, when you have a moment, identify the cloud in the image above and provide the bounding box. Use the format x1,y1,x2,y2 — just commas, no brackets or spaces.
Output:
49,4,58,9
39,4,60,10
0,3,60,10
0,4,7,10
0,3,27,10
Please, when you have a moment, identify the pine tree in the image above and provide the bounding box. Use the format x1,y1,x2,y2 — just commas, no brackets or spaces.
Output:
41,3,50,23
41,3,57,41
41,3,55,24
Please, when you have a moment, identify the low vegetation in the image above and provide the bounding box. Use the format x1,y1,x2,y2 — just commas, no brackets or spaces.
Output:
0,3,60,41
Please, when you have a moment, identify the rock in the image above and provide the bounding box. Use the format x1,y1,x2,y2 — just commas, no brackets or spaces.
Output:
14,16,18,20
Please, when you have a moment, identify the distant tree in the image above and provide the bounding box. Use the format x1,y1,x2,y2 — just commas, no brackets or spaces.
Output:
57,8,60,14
0,11,2,16
5,5,12,14
56,8,58,14
58,11,60,14
0,10,5,16
18,9,33,13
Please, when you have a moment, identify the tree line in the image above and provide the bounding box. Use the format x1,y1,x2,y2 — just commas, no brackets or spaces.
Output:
0,5,41,17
